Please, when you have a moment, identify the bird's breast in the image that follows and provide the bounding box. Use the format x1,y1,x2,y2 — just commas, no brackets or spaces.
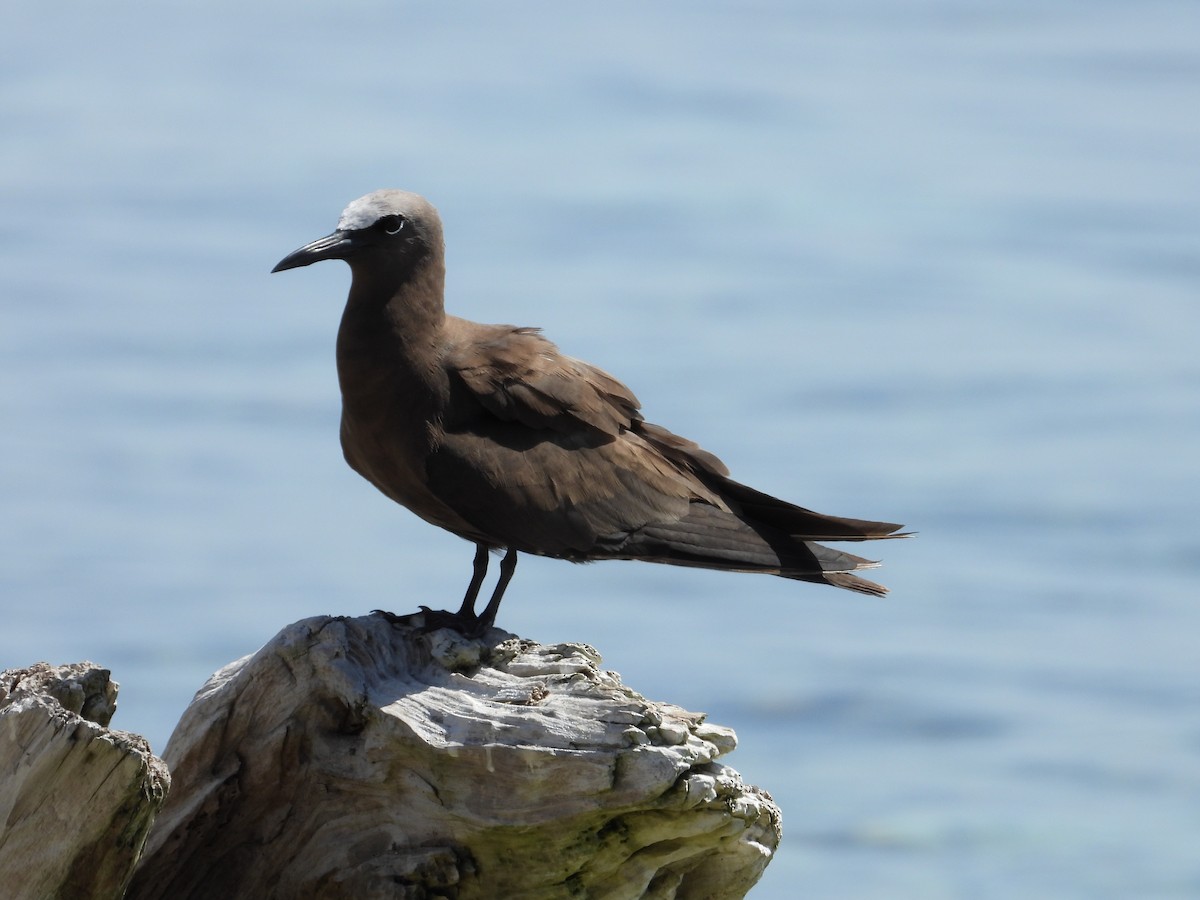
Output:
338,406,486,541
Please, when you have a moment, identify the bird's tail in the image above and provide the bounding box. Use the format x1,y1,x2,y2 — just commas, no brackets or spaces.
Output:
608,483,908,595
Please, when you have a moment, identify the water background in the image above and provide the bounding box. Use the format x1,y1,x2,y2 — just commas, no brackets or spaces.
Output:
4,3,1198,897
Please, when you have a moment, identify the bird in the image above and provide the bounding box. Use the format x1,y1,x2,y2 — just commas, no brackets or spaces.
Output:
272,189,908,632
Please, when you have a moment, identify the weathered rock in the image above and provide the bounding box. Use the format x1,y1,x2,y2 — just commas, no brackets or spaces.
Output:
129,613,780,899
0,662,170,900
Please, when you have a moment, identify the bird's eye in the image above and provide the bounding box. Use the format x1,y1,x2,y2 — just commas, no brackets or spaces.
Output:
379,215,405,235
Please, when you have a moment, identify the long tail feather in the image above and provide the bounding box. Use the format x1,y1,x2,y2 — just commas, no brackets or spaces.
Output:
709,476,909,541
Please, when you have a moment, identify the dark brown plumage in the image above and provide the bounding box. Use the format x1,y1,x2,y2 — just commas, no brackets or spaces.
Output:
273,189,908,630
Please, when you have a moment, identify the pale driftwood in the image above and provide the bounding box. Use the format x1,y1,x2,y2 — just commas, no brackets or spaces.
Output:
129,613,780,899
0,662,169,900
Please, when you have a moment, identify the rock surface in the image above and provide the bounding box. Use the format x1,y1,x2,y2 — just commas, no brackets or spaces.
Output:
129,613,780,899
0,662,169,900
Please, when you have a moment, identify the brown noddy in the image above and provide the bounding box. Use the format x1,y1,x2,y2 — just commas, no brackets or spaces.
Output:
273,189,909,631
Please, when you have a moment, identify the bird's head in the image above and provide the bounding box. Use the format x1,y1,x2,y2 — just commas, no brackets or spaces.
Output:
271,189,444,276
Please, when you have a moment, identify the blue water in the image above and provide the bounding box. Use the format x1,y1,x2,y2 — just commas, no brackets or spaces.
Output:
4,3,1199,897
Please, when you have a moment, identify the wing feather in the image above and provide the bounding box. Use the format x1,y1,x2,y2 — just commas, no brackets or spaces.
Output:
447,323,639,436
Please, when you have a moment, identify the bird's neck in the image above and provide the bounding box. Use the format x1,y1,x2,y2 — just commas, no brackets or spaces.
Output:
337,259,450,411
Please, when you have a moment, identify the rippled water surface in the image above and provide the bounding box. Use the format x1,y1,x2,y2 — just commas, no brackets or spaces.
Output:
4,3,1199,897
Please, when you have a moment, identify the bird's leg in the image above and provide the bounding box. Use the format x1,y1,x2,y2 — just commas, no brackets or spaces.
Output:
412,544,491,632
455,543,490,618
414,544,511,635
476,548,518,631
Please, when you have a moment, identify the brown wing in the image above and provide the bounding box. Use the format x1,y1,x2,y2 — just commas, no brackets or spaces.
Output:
445,320,640,437
425,424,716,555
431,320,723,553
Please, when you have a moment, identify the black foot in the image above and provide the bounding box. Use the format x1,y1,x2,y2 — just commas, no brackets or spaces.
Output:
373,607,491,638
419,605,487,635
